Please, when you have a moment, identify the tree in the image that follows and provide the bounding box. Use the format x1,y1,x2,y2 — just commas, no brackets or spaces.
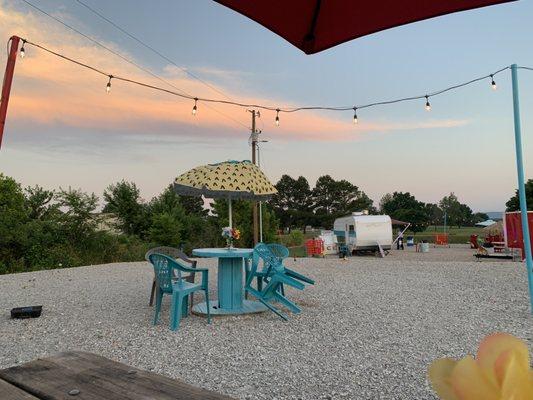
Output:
103,181,149,236
439,193,475,227
179,195,208,217
380,192,429,232
151,185,207,217
270,175,313,231
425,203,443,230
457,203,474,227
149,186,184,216
0,174,29,269
473,212,489,224
24,185,58,220
506,179,533,211
147,213,182,247
439,193,462,227
211,199,278,247
379,193,393,213
55,187,99,241
313,175,374,228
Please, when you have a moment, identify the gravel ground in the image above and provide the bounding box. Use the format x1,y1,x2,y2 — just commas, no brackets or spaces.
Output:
387,244,486,262
0,251,531,399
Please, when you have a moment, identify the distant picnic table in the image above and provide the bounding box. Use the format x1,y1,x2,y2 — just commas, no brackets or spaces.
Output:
0,351,234,400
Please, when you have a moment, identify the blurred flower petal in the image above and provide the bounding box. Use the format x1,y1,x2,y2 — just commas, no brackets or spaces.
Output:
429,358,460,400
478,333,529,387
450,356,499,400
499,351,533,399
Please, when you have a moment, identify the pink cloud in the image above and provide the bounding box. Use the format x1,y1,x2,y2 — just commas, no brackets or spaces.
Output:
1,3,468,143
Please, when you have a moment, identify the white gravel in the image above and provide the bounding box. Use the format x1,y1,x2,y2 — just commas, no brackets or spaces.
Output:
0,250,531,399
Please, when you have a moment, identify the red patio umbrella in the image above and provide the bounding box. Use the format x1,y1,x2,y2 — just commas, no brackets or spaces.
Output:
215,0,515,54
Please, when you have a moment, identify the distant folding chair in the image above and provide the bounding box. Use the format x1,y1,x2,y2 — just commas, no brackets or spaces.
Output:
245,243,312,320
148,253,211,331
145,247,197,310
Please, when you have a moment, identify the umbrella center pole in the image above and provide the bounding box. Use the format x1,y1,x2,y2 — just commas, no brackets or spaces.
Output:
228,197,232,229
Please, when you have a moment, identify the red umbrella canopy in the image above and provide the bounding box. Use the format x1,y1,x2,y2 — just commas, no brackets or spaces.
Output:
215,0,515,54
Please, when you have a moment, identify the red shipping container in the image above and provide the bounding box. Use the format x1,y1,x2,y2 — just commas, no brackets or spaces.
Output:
504,211,533,260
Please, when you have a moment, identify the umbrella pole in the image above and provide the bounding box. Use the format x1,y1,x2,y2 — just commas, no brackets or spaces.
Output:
228,197,232,229
259,201,263,242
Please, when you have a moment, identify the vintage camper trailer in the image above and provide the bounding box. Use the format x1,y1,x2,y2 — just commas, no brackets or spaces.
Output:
333,212,393,254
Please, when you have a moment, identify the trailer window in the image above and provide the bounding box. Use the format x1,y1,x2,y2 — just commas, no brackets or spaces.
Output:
349,225,354,232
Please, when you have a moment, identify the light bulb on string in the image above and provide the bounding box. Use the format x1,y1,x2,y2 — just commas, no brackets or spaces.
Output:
20,40,26,58
353,107,358,124
106,75,112,94
192,98,198,116
425,95,431,111
275,109,280,126
490,74,497,90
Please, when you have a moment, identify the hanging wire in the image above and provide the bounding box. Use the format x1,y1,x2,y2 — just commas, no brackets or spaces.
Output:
73,0,236,102
19,0,250,130
19,37,518,122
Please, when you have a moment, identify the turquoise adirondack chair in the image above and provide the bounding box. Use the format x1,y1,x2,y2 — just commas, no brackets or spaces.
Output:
148,253,211,331
245,243,311,320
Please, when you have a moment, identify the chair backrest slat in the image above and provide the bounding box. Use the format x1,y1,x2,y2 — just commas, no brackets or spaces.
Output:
253,243,287,276
149,253,174,292
267,243,289,261
145,246,197,267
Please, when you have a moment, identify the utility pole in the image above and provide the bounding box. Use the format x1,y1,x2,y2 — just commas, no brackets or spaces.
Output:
249,110,259,245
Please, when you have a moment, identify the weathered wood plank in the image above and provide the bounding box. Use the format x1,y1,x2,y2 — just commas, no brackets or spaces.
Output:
0,351,234,400
0,378,39,399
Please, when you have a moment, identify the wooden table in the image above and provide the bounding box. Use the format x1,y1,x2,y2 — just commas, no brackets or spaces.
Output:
192,248,267,315
0,351,234,399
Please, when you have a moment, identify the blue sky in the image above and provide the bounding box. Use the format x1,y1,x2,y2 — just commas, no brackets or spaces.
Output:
1,0,532,211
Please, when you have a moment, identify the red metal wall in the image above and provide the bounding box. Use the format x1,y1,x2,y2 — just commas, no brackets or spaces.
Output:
505,211,533,260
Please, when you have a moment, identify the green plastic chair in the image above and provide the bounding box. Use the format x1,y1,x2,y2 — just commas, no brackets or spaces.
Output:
245,243,308,320
145,246,198,309
247,243,315,294
148,253,211,331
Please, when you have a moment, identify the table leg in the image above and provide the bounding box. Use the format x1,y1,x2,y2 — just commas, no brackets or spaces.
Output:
217,257,243,310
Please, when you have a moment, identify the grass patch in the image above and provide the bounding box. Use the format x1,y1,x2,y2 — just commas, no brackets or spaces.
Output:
407,226,485,244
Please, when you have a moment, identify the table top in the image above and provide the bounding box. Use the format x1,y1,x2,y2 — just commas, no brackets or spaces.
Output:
0,351,234,400
192,248,253,258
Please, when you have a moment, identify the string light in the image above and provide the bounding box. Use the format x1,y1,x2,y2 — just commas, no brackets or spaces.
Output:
16,38,531,129
106,75,112,93
20,40,26,58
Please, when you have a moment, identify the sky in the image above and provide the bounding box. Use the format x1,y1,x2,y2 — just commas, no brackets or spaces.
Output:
1,0,532,212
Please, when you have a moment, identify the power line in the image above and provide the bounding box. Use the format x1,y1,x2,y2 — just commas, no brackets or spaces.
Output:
73,0,236,102
19,37,523,126
19,0,250,130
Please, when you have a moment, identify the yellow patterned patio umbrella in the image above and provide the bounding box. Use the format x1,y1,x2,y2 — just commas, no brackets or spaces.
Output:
173,160,277,228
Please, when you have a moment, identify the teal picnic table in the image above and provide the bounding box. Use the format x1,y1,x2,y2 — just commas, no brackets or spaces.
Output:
191,248,267,315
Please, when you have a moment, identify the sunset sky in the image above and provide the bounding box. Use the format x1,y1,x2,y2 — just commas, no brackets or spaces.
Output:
1,0,532,212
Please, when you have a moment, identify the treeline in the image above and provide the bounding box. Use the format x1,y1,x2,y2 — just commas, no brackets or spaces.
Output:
0,175,277,274
270,175,374,230
2,171,531,274
270,174,495,233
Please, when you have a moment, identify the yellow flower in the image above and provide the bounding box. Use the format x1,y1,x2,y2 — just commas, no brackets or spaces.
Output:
429,333,533,400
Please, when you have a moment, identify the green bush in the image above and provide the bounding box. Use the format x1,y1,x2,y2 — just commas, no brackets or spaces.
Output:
147,212,182,247
286,230,305,247
0,173,280,274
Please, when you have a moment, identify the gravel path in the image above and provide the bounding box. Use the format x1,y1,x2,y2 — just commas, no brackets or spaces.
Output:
0,254,531,399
